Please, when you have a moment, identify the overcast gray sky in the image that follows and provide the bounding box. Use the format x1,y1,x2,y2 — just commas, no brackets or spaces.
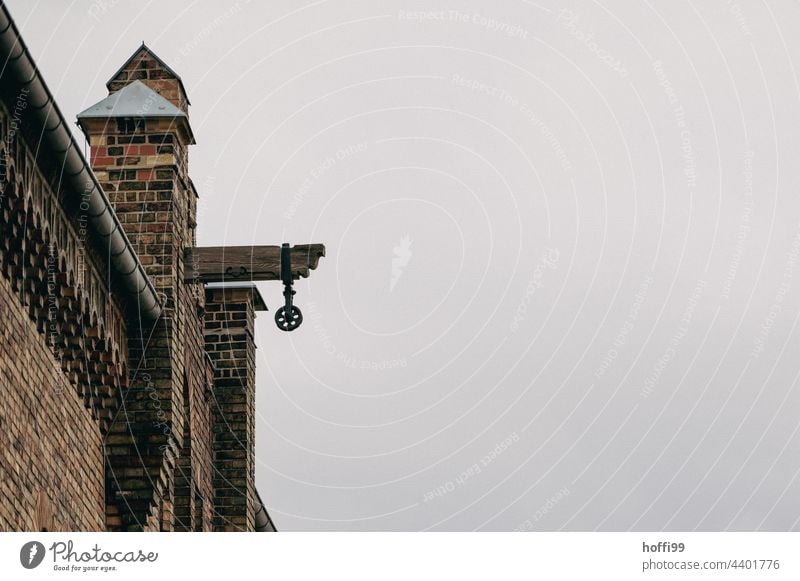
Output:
9,0,800,531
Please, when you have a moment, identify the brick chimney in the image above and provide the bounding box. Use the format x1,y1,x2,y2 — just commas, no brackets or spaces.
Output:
78,44,201,531
77,45,266,532
78,44,196,268
204,283,267,531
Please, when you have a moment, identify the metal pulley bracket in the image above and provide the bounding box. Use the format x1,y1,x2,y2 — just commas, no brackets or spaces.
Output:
275,243,303,331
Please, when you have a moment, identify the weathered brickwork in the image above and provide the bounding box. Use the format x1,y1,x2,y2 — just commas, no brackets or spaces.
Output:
1,19,268,532
204,286,261,531
107,45,190,114
0,106,131,435
81,47,254,532
0,97,128,531
0,273,104,531
173,285,216,532
81,106,205,529
81,113,189,529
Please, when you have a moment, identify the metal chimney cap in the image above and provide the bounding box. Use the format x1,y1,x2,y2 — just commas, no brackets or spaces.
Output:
77,80,186,120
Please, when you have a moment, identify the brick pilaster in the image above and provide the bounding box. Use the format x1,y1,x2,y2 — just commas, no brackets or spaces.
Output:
204,285,263,531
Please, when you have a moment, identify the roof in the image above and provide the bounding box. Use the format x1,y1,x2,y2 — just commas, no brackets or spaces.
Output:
77,80,186,119
205,282,269,312
107,42,191,105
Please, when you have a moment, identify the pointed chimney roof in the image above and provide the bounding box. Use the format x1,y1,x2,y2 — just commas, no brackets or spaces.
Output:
77,80,185,119
107,42,190,105
77,80,195,144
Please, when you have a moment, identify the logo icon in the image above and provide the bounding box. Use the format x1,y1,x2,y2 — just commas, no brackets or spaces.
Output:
20,541,45,569
390,235,413,292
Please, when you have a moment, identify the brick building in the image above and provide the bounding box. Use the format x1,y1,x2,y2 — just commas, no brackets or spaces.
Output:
0,2,321,531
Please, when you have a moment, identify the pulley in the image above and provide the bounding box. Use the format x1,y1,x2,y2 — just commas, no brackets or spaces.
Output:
274,243,303,331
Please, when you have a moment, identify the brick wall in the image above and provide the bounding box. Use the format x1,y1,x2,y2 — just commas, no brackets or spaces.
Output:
0,236,104,532
0,92,131,532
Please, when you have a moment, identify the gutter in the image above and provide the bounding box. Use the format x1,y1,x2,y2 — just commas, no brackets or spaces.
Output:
0,2,161,320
